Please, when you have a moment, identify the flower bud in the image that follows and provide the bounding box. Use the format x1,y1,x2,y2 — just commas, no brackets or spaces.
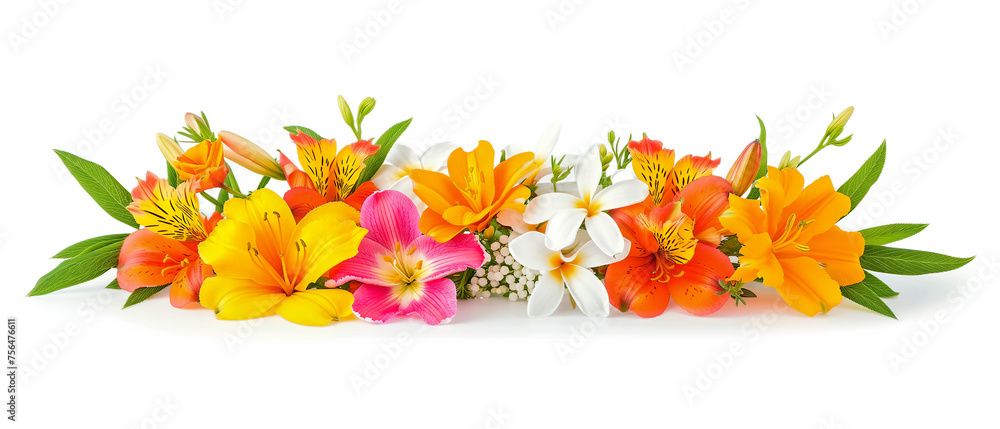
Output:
777,150,801,170
218,131,286,180
825,106,854,138
184,112,207,133
156,133,183,162
599,145,614,169
725,139,762,196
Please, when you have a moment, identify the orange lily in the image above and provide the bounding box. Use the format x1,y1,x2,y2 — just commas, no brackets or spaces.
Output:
279,129,380,221
155,133,229,193
197,189,367,326
119,172,221,308
409,141,536,243
605,176,734,317
719,167,866,316
629,136,720,206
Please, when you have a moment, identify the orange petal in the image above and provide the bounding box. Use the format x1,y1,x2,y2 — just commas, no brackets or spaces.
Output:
757,167,804,235
117,229,193,292
344,181,378,212
284,187,328,223
678,175,732,247
780,175,851,243
169,259,212,309
773,257,842,316
604,255,670,317
665,244,732,316
779,225,865,286
731,232,780,285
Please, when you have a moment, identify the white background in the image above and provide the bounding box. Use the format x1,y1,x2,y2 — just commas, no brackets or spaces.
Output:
2,0,997,427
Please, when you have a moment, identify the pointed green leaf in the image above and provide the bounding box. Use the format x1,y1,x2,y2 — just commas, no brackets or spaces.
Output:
283,125,325,141
52,233,129,259
354,117,413,191
107,278,121,289
860,245,975,275
123,285,168,308
841,282,897,319
837,140,887,214
29,241,123,296
861,270,898,298
54,150,140,229
745,115,768,200
859,223,928,246
167,161,180,187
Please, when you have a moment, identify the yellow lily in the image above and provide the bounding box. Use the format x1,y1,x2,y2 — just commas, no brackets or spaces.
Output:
197,188,367,326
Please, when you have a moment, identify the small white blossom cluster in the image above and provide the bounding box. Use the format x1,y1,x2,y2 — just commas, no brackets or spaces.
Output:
464,228,539,301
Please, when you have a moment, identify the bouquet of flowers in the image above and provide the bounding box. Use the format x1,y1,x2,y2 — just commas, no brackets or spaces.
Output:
29,97,974,326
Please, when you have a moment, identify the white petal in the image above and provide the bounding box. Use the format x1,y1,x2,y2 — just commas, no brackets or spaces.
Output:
562,264,610,318
611,168,637,182
419,142,459,170
385,144,419,171
543,209,588,251
568,238,630,268
574,146,603,201
534,121,560,164
592,179,649,211
523,192,581,224
372,164,406,189
508,231,559,272
526,272,565,318
388,177,422,207
584,212,626,256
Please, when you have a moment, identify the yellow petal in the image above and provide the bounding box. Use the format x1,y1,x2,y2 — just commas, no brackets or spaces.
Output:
732,232,782,284
222,188,296,268
199,276,286,320
783,225,865,286
773,257,842,316
757,167,804,234
197,218,280,286
285,202,367,291
719,194,767,240
274,289,355,326
780,175,851,243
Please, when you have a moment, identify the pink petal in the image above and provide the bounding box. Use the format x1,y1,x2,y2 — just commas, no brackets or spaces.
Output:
351,283,403,323
329,239,396,287
399,278,457,325
413,233,488,280
360,190,421,248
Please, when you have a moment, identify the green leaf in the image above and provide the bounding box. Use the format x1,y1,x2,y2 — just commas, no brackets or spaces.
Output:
841,282,897,319
256,175,271,190
283,125,325,141
107,278,121,289
837,140,887,214
52,233,129,259
861,270,898,298
746,115,768,200
355,117,413,191
54,150,140,229
860,223,928,246
166,161,180,187
29,241,123,296
123,285,168,308
860,245,975,275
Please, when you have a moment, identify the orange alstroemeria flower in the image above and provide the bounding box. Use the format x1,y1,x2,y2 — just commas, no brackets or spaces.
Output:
409,140,536,243
606,176,735,317
119,172,221,308
156,133,229,193
719,167,866,316
278,129,380,222
629,136,721,206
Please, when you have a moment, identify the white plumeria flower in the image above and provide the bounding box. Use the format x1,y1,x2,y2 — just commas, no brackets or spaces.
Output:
522,146,648,256
372,142,457,211
504,121,560,185
509,231,628,318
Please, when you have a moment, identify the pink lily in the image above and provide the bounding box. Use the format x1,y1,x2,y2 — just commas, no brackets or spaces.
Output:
329,190,487,325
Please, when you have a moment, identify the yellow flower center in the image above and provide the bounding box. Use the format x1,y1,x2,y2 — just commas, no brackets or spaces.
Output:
382,242,425,285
